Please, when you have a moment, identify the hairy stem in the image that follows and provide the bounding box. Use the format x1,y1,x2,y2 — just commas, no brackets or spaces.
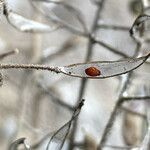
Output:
0,63,61,73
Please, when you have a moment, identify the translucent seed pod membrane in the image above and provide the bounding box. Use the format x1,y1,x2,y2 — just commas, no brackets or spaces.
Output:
60,54,150,79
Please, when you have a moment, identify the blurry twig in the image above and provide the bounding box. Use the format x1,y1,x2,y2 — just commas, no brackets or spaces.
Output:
0,49,19,60
121,106,147,120
39,37,78,64
93,38,129,58
68,0,106,149
36,81,74,111
97,24,130,31
121,96,150,102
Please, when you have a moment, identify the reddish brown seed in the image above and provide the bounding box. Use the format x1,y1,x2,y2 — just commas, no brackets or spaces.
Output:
85,67,101,76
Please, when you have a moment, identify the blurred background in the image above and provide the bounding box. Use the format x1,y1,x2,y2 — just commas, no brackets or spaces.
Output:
0,0,150,149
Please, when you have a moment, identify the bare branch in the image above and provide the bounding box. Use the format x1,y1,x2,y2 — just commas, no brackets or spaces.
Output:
93,38,129,58
0,49,19,60
97,24,130,31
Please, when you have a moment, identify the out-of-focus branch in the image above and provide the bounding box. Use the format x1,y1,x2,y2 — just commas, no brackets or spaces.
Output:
37,81,74,111
92,38,129,58
0,49,19,60
68,0,106,149
97,24,130,31
121,96,150,102
121,106,147,120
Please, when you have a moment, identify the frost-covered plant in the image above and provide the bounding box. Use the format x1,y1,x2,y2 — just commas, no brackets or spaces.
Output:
0,0,150,150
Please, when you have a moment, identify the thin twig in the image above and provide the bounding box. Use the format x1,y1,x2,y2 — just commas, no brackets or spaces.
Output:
37,81,74,111
97,24,130,31
0,49,19,60
121,96,150,102
0,63,61,73
39,37,77,64
121,106,147,120
93,38,129,58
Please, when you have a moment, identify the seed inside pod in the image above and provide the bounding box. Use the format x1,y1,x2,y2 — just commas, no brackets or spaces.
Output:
85,67,101,76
